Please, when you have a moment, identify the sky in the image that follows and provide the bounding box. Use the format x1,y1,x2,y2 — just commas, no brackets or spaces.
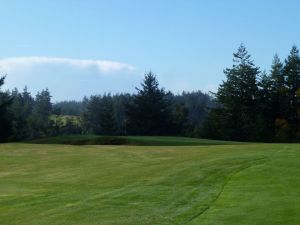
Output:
1,0,300,101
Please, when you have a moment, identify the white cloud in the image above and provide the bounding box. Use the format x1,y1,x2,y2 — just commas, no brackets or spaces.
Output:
0,56,135,74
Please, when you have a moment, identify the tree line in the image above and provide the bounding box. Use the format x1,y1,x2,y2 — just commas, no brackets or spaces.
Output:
1,44,300,142
0,73,213,142
0,85,53,141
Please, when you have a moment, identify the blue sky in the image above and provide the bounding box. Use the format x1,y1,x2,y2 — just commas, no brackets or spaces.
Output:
1,0,300,101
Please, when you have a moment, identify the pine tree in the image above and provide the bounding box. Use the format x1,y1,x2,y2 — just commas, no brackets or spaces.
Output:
171,102,189,136
99,94,115,135
82,95,102,134
283,45,300,139
126,72,172,135
214,44,260,140
112,93,133,135
10,87,34,140
269,55,289,140
0,76,12,142
256,71,273,141
270,54,286,113
29,89,53,137
270,55,285,94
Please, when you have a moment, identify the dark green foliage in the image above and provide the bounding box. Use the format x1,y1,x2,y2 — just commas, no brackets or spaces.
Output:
255,71,274,141
283,46,300,139
170,103,189,136
270,54,286,113
99,94,115,135
204,44,260,141
203,45,300,142
82,94,116,135
82,95,102,134
2,74,211,139
126,72,173,135
269,55,288,140
80,87,213,136
0,76,13,142
174,91,214,136
10,87,34,140
201,107,225,139
112,94,132,135
28,89,53,137
80,90,212,136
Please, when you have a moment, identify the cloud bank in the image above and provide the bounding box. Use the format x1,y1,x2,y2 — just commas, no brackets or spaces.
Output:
0,57,135,74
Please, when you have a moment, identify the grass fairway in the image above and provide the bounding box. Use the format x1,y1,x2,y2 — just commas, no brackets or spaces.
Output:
0,141,300,224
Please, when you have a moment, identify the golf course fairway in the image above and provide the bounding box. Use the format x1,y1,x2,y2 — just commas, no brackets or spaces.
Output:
0,141,299,224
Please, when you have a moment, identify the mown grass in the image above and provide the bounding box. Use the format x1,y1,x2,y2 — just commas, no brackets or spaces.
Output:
0,140,299,224
26,135,240,146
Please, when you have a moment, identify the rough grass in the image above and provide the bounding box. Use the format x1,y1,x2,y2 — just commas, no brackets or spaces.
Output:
26,135,240,146
0,141,299,224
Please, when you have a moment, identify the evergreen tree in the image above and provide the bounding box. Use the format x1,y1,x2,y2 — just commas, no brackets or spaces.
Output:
171,103,189,136
29,89,53,137
99,94,115,135
270,55,285,97
112,93,133,135
174,91,214,136
10,87,34,140
269,55,289,140
82,95,102,134
126,72,172,135
206,44,260,141
256,71,273,141
0,76,12,142
283,46,300,139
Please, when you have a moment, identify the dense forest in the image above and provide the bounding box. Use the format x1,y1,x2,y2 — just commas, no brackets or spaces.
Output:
1,44,300,142
0,73,213,141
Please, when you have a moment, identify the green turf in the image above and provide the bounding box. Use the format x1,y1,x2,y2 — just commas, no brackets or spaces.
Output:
0,142,299,224
26,135,240,146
